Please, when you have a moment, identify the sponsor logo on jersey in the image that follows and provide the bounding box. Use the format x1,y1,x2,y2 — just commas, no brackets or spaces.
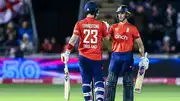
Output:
115,34,128,40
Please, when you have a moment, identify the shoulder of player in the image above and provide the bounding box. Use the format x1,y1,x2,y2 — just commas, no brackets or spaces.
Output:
110,23,118,28
127,22,137,29
75,20,83,25
98,20,107,25
76,18,89,24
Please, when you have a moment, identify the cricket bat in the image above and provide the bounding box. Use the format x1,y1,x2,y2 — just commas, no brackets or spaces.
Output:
134,52,148,93
64,62,70,100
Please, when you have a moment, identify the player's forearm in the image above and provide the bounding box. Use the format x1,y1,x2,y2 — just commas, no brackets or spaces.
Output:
139,45,144,57
135,38,144,57
69,34,79,46
66,34,79,52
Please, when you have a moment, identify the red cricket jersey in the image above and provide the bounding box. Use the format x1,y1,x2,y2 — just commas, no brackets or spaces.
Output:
73,17,108,60
109,22,140,52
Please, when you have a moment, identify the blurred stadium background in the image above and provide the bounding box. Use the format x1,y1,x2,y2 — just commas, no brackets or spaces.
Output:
0,0,180,101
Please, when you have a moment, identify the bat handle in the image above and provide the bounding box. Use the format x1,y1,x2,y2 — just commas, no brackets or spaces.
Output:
144,52,148,58
64,63,68,72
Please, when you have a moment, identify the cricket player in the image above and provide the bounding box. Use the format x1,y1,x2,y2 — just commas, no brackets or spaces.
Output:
61,1,110,101
104,5,149,101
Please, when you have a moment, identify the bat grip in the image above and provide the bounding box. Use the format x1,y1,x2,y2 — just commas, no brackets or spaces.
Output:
64,63,69,73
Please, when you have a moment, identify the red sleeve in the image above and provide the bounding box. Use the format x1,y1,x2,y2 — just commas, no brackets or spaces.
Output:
108,25,114,36
73,22,80,35
132,26,140,39
102,22,108,37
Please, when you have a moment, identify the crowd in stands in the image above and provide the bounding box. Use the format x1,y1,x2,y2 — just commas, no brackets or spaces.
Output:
40,37,62,53
0,20,33,53
0,18,33,56
1,0,179,56
0,0,35,57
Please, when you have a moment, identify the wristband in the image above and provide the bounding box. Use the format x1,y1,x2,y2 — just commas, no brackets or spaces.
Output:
67,43,74,52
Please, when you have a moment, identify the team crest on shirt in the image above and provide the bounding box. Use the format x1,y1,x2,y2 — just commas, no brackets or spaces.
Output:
126,28,129,32
115,27,119,31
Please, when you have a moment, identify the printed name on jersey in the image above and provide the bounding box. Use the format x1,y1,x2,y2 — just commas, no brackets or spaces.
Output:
83,44,97,49
82,24,99,29
115,34,128,40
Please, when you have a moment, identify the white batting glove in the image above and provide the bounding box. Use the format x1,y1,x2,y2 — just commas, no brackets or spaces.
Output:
139,52,149,70
102,21,110,32
61,50,70,63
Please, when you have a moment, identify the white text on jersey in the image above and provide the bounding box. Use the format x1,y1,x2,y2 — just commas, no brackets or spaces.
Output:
82,24,99,29
115,34,128,40
83,44,97,49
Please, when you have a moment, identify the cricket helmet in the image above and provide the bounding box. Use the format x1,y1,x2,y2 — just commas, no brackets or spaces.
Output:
116,5,131,19
84,1,99,16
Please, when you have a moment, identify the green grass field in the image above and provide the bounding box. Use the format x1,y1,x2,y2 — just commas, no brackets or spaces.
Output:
0,84,179,101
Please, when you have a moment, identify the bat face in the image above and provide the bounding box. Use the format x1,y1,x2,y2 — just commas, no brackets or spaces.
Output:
65,72,69,81
139,67,145,75
64,72,70,100
134,88,141,92
134,52,148,93
134,66,146,93
64,65,70,100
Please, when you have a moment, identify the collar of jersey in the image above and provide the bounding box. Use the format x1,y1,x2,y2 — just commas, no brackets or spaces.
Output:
118,21,128,27
86,16,95,19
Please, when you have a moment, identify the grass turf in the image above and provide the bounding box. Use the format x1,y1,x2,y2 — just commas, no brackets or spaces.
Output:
0,84,179,101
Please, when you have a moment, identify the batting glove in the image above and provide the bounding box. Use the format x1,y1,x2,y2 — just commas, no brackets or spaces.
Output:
61,50,70,63
139,52,149,70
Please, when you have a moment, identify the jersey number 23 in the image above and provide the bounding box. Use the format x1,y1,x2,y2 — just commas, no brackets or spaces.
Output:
83,29,98,44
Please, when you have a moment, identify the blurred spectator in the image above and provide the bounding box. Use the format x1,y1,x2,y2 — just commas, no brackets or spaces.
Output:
41,38,52,53
129,0,136,12
132,3,149,50
133,4,148,33
0,25,5,44
148,5,164,49
162,36,176,53
51,37,61,53
2,34,17,57
18,20,33,43
3,34,17,47
163,4,177,53
143,0,151,11
104,14,113,19
6,22,17,37
165,4,176,28
162,36,170,53
63,36,71,52
20,34,33,53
